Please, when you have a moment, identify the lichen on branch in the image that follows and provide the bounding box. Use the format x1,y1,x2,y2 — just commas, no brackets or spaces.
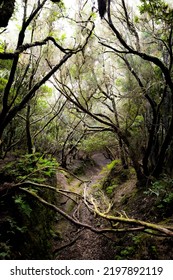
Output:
17,180,173,238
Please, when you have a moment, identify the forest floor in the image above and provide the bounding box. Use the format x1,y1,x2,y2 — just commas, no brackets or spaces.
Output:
52,153,173,260
1,153,173,259
53,153,115,259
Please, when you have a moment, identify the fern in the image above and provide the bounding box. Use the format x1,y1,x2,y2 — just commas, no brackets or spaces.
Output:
2,153,59,183
14,195,32,218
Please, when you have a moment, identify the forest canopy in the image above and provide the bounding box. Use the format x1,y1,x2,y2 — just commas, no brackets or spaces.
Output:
1,0,173,260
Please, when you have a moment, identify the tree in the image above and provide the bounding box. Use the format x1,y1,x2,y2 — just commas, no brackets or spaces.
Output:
0,0,94,156
49,0,173,186
0,0,61,27
0,0,15,27
103,0,173,182
97,0,107,18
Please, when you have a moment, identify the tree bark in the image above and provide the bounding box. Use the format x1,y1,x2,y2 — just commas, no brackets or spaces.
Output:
26,104,33,154
0,0,15,27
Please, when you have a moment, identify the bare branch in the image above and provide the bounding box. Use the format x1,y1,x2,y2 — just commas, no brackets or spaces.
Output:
15,181,173,237
53,229,84,254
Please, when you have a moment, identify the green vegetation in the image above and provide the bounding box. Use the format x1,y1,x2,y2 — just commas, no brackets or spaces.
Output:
0,153,58,259
144,176,173,216
114,233,160,260
102,160,129,195
0,153,59,183
1,0,173,260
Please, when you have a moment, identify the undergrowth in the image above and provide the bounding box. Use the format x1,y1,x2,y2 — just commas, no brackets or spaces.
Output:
0,152,59,183
101,159,129,196
0,152,59,259
144,176,173,217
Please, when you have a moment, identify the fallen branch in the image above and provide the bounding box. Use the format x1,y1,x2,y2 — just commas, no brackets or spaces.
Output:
15,180,78,204
91,197,173,237
19,187,144,233
53,229,84,254
19,187,173,237
15,180,92,205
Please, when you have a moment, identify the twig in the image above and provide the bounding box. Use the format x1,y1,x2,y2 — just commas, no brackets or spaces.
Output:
92,199,173,237
19,187,173,237
53,229,84,254
58,167,91,184
15,181,78,204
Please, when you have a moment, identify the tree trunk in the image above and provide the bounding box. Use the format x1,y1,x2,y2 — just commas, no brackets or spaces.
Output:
26,104,33,154
112,97,128,169
0,0,15,27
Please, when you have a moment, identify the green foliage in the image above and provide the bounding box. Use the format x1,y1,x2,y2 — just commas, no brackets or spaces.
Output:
139,0,173,23
40,84,53,95
163,192,173,204
52,0,65,9
79,132,116,154
114,239,136,260
144,177,173,197
119,246,134,257
0,216,27,260
59,33,67,42
0,171,56,259
90,11,97,20
105,184,117,195
6,217,27,234
0,243,11,260
1,153,59,183
131,115,144,129
114,232,159,260
144,176,173,214
14,195,32,218
132,234,143,245
134,16,139,23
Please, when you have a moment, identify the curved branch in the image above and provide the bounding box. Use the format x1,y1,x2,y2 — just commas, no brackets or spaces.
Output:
91,198,173,237
53,230,84,254
15,180,78,204
106,0,173,92
18,185,173,237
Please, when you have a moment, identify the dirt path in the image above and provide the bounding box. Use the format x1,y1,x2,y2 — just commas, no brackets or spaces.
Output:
54,203,114,260
53,153,115,260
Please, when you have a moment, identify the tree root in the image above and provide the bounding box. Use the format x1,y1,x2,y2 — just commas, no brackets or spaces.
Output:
53,229,84,254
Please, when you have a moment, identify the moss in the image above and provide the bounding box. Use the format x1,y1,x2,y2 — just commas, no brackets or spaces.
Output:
102,160,130,192
91,160,136,208
105,184,118,197
106,159,121,170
